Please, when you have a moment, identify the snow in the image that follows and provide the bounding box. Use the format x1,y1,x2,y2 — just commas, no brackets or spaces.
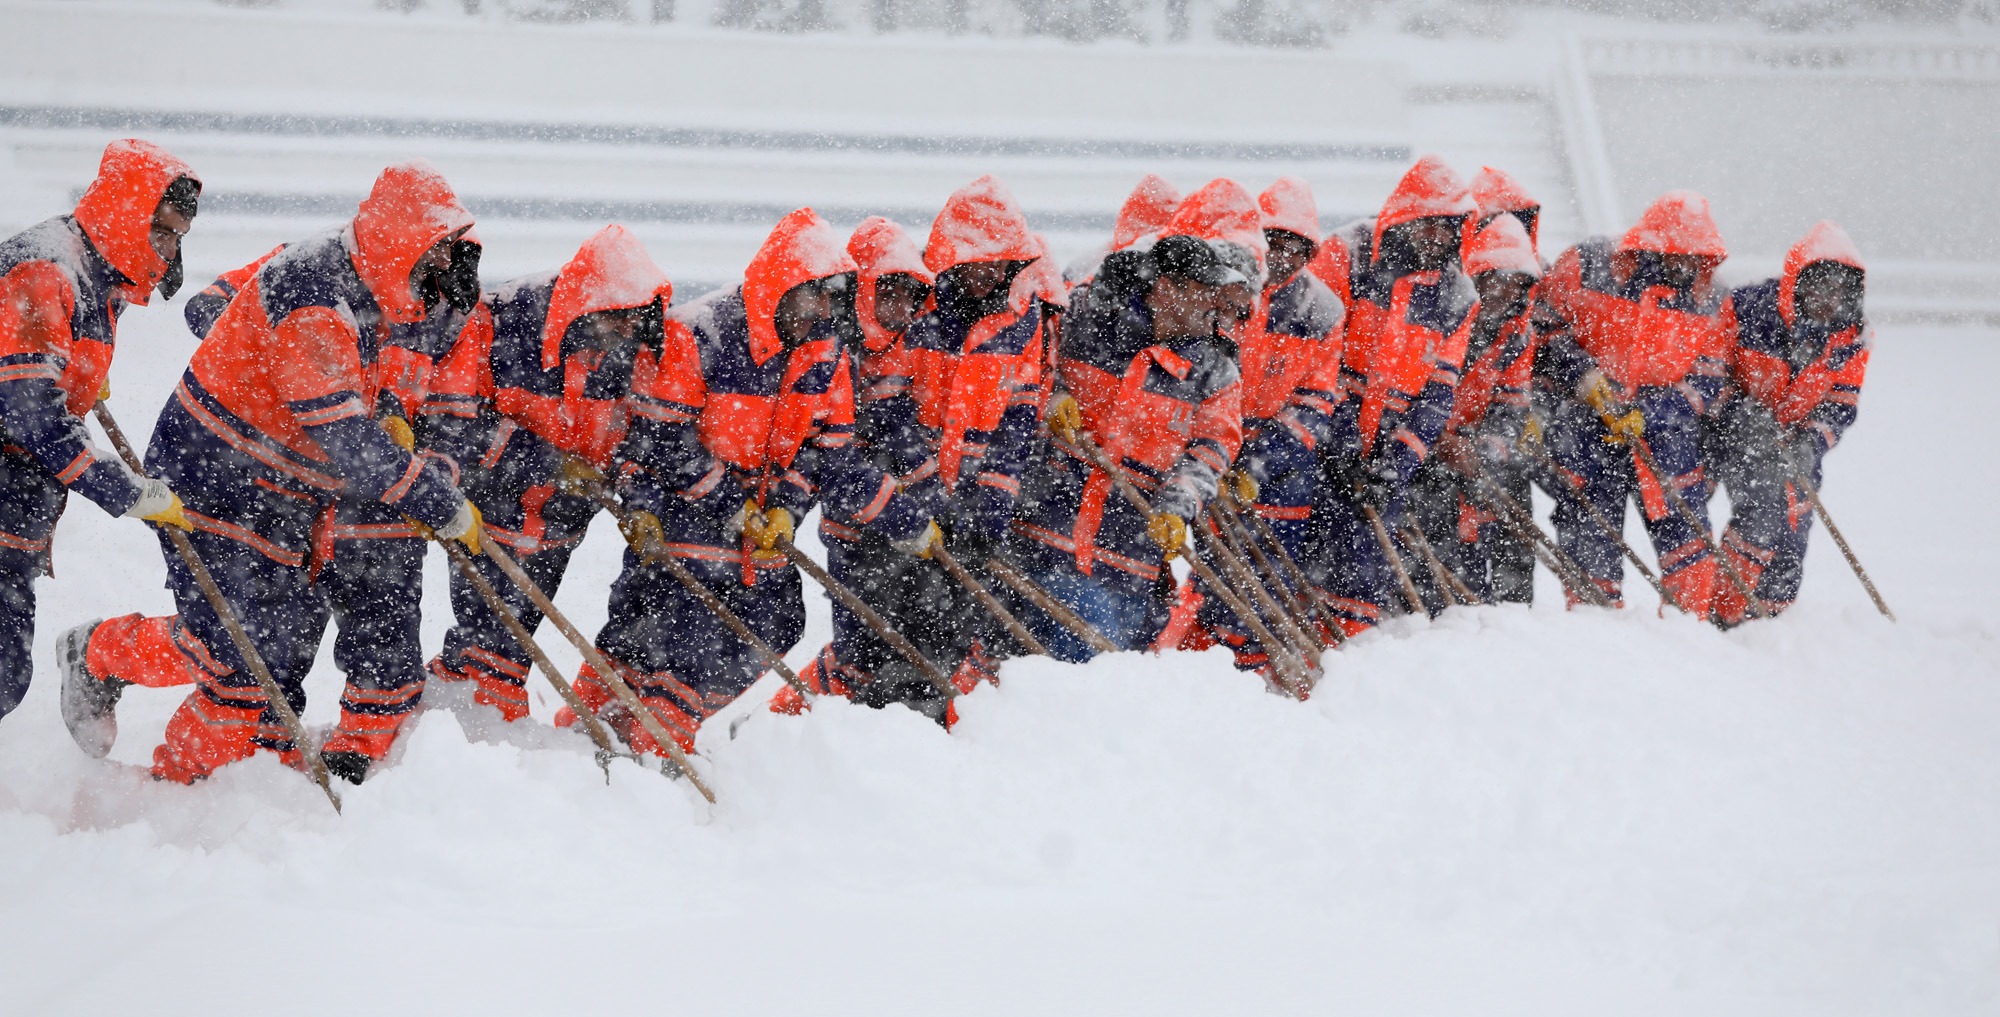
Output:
2,2,1998,1011
0,296,1996,1012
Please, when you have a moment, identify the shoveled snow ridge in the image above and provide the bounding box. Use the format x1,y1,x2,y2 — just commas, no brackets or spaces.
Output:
2,603,1995,1016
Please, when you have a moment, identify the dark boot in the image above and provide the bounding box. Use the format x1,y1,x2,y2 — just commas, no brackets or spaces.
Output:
322,751,372,786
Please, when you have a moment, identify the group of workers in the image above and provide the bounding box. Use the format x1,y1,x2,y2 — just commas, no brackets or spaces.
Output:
0,139,1870,787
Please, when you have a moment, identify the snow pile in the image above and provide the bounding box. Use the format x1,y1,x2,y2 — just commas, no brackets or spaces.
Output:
1,602,1996,1014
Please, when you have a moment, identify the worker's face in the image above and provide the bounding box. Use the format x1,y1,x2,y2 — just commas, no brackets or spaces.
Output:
410,230,472,313
775,279,836,347
1474,271,1536,323
1217,281,1256,328
1146,274,1218,342
149,202,193,266
872,273,931,335
579,307,643,352
414,236,455,276
1263,229,1317,289
1396,216,1463,272
951,261,1010,301
1657,254,1708,292
1795,266,1864,327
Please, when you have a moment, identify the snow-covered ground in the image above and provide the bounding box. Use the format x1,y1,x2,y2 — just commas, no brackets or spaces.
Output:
0,293,1994,1013
2,2,1998,1012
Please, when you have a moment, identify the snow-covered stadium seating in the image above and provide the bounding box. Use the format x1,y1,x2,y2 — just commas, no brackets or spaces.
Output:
1557,32,2000,320
0,1,1990,319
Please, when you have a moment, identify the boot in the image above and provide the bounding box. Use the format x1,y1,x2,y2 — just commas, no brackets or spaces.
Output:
58,620,126,758
322,751,371,785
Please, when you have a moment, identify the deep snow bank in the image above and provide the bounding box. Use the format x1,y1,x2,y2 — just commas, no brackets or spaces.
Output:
1,604,1995,1016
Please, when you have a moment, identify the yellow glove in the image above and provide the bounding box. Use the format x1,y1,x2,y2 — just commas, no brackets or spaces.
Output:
1518,414,1545,453
140,492,192,531
1578,373,1621,416
558,454,607,497
1602,408,1644,445
745,506,795,556
1147,512,1188,560
1222,469,1258,505
380,415,416,452
1046,392,1083,443
99,378,111,402
416,501,484,554
459,503,484,554
895,519,944,559
618,509,664,558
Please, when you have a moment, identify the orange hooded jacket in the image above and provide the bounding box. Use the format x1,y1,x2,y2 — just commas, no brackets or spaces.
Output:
192,162,476,464
628,208,926,563
866,177,1048,511
72,139,199,304
1721,220,1871,451
429,224,670,469
167,162,474,560
1112,174,1182,252
847,216,935,355
1534,190,1732,398
1469,166,1540,252
1334,156,1477,465
1235,176,1344,429
0,138,198,535
1449,214,1543,436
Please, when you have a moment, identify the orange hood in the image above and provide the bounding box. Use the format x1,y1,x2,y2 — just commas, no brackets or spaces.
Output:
72,138,199,301
924,175,1040,275
1618,190,1727,261
745,207,858,366
848,216,934,352
1008,232,1068,315
1778,219,1865,329
1470,166,1539,246
1373,154,1476,253
1112,174,1182,251
1164,177,1268,278
1258,176,1320,241
1464,213,1542,279
540,224,672,369
351,161,476,325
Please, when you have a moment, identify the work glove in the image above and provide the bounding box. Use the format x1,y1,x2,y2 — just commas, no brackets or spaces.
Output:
618,509,664,558
941,510,1000,562
125,478,191,531
1577,370,1620,415
1733,402,1784,451
432,500,484,555
380,415,416,452
1357,458,1399,513
1434,432,1479,477
557,454,607,498
892,520,944,559
1147,512,1188,560
1221,468,1259,505
724,500,755,542
1600,407,1644,445
743,505,795,557
1518,413,1545,451
1320,455,1361,500
1045,392,1083,443
1780,433,1820,478
1577,370,1643,444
